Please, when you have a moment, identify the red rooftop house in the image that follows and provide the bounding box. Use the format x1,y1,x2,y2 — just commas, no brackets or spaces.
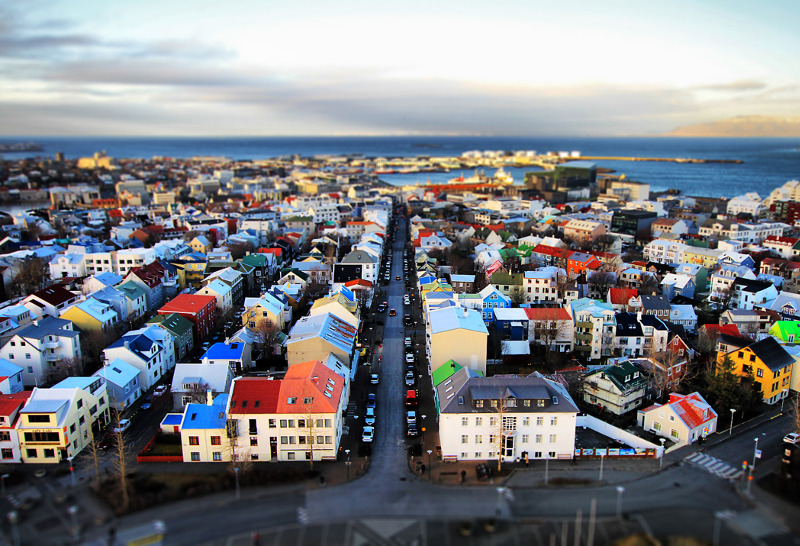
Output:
158,294,217,342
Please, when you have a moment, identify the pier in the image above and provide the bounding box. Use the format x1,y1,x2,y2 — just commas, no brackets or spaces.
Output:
575,156,742,164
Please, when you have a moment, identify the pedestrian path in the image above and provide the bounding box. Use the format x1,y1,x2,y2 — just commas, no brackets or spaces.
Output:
684,452,742,480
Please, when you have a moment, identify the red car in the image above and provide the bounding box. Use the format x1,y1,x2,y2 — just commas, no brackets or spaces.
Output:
389,309,396,316
396,275,401,280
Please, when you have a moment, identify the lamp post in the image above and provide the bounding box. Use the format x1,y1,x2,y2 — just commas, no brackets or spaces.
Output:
67,456,75,487
345,449,351,480
616,486,625,520
7,510,20,546
544,456,549,486
427,449,433,478
421,415,426,444
1,473,8,496
752,437,759,470
598,453,605,482
729,409,736,436
68,505,79,538
234,467,240,500
659,438,666,470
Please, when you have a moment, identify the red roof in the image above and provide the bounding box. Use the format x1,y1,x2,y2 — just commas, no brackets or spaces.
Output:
28,285,77,306
532,244,571,259
668,393,716,430
277,360,343,413
609,288,638,305
345,279,373,289
701,323,741,337
524,307,571,321
764,236,799,246
228,378,282,414
159,294,216,315
0,391,32,419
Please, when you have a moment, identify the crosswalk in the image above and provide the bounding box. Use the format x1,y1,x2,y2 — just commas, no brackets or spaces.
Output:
685,452,743,480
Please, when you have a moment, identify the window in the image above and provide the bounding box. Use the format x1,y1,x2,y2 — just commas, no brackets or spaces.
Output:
756,369,764,378
190,436,201,446
287,397,296,405
535,434,543,444
251,453,259,460
522,434,529,443
43,449,55,459
536,417,544,426
461,435,469,444
503,416,517,431
461,417,469,426
210,436,221,445
287,452,295,460
550,417,558,426
317,435,325,444
549,434,557,443
269,419,277,428
250,437,258,446
28,415,50,424
191,452,200,461
489,435,496,444
475,435,482,444
475,417,482,426
1,449,11,459
671,429,679,439
669,415,675,422
281,436,288,445
298,436,306,444
280,419,288,428
26,448,36,458
212,452,222,461
522,417,530,426
523,400,531,407
475,400,483,408
298,419,306,428
506,398,516,408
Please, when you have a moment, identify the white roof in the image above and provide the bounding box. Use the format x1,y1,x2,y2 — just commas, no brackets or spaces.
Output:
429,307,488,335
94,358,140,387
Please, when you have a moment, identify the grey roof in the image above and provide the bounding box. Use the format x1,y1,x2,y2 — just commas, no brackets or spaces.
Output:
440,375,579,415
748,337,794,371
640,295,671,311
15,316,80,340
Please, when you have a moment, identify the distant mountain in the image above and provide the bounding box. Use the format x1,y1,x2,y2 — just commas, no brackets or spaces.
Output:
666,115,800,137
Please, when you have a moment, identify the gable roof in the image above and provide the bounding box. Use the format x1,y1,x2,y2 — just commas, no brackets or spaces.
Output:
747,336,794,371
277,360,344,413
228,377,282,414
181,394,229,430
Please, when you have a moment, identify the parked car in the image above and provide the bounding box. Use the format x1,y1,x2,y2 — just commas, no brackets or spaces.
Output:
404,316,413,327
366,393,376,410
113,419,132,433
405,390,417,407
404,337,412,347
97,434,115,451
362,426,375,443
405,372,415,387
405,353,414,364
389,309,397,317
377,302,388,313
784,432,800,445
406,410,417,424
140,403,152,411
396,275,401,280
476,463,492,481
153,385,168,396
407,423,419,437
365,406,376,425
370,373,380,385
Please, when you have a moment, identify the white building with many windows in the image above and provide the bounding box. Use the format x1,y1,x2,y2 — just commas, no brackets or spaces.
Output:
438,374,578,464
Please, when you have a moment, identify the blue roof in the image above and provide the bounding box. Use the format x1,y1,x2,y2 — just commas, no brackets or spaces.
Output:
559,161,596,169
162,414,183,426
181,394,229,430
203,342,244,360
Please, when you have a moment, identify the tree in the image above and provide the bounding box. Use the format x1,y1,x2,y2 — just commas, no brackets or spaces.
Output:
531,309,570,362
11,256,49,296
645,350,688,402
252,319,282,357
185,381,212,405
228,241,255,261
638,274,660,296
593,234,617,253
705,355,760,418
111,412,130,513
588,270,616,299
489,393,515,472
80,424,102,490
509,287,526,307
44,356,85,386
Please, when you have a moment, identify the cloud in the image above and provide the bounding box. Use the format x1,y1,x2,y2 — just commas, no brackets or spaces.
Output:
693,80,768,93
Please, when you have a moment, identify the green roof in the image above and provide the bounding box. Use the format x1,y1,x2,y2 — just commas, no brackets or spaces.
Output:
769,321,800,342
432,360,462,387
241,254,267,267
117,281,147,301
491,271,523,286
286,216,313,222
148,312,194,336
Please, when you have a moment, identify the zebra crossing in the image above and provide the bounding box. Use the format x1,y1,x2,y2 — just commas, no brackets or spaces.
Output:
685,452,743,480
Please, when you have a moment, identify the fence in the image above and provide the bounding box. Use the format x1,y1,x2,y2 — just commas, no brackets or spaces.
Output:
576,414,663,458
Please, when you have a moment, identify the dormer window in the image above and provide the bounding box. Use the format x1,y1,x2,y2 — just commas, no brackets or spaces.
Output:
287,397,296,404
475,400,484,408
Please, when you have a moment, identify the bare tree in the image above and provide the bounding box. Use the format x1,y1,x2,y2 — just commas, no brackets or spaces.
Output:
80,424,102,490
644,351,687,402
490,394,514,472
509,286,526,307
532,309,570,361
639,274,660,296
44,356,85,386
11,256,49,296
588,270,616,299
185,381,212,405
111,412,130,513
253,319,282,357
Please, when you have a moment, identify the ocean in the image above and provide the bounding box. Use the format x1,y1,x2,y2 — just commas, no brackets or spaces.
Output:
1,136,798,198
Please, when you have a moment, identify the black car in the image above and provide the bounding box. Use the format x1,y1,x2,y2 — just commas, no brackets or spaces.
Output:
407,423,419,437
404,315,413,327
475,463,492,481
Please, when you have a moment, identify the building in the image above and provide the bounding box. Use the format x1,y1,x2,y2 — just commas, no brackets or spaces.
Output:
22,285,79,320
285,312,357,367
569,298,615,361
0,316,83,387
437,374,578,463
103,326,176,391
610,210,657,237
427,307,488,375
147,313,195,360
637,392,718,445
92,359,142,411
583,361,648,415
60,297,119,338
524,307,574,353
179,394,230,463
171,361,233,411
158,294,217,342
0,392,32,463
717,336,793,405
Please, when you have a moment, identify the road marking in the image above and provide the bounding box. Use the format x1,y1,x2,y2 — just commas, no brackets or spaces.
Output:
685,452,742,480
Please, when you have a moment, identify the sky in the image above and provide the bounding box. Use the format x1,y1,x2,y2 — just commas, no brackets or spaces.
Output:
1,0,798,136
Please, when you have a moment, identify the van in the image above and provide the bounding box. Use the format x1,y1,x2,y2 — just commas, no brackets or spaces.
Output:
405,390,418,407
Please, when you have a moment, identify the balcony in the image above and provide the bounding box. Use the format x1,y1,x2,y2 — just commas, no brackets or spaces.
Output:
45,353,59,362
44,340,60,349
576,333,593,342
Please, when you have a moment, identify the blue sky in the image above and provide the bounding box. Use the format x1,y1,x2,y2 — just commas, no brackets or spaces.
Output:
1,0,798,136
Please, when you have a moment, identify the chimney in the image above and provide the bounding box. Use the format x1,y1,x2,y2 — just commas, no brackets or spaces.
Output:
207,389,213,406
463,308,468,318
124,340,130,350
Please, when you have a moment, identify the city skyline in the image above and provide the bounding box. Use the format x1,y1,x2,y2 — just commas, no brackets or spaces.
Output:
1,0,798,137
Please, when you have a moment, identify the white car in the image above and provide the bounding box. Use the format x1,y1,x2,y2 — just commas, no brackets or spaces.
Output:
113,419,131,433
784,432,800,445
370,373,380,385
406,410,417,424
404,337,412,347
365,407,376,425
153,385,168,396
362,426,375,443
405,372,415,386
405,353,414,363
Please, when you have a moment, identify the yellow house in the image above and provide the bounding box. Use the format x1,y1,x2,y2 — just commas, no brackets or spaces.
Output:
717,337,793,405
189,235,213,254
60,298,119,338
309,293,360,328
242,294,286,331
426,307,488,376
682,247,722,269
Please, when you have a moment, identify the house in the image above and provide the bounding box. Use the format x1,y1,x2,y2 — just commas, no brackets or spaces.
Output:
242,294,288,331
309,293,360,328
18,380,110,464
525,307,574,353
285,312,357,367
49,254,86,279
769,292,800,321
583,361,648,414
158,294,217,343
197,279,235,317
449,274,475,294
563,219,605,245
673,263,709,294
92,359,142,411
171,361,234,411
189,235,213,254
565,252,602,278
478,285,511,323
0,392,32,463
0,316,83,387
427,307,488,375
492,308,529,340
569,298,615,361
437,373,578,463
0,359,24,394
720,308,775,336
710,265,756,302
769,321,800,344
339,249,378,284
22,285,79,320
224,377,281,462
717,336,793,405
116,281,148,323
670,305,698,332
60,297,119,339
632,295,671,320
523,268,561,304
660,273,696,301
179,393,230,463
203,267,245,307
103,326,176,391
730,278,778,310
608,288,639,312
147,313,195,360
614,312,645,358
637,392,717,445
202,341,253,374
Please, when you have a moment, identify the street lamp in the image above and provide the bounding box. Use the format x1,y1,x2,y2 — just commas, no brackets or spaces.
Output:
67,456,75,487
7,510,20,546
68,505,79,538
1,473,9,496
427,449,433,478
729,409,736,436
234,467,240,500
616,486,625,519
659,438,666,470
544,455,549,486
598,453,605,482
421,415,426,444
752,437,759,469
345,449,351,480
